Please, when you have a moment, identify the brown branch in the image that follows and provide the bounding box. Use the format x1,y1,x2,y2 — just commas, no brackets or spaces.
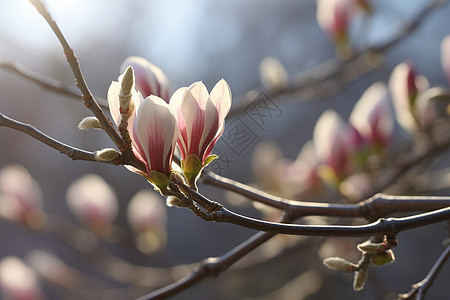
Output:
397,246,450,300
227,0,447,118
0,59,108,107
0,112,146,172
28,0,129,154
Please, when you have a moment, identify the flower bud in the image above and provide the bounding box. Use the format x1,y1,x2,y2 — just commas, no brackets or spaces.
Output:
119,66,134,112
353,267,368,291
78,116,102,130
0,256,43,300
370,250,395,266
323,257,358,272
94,148,120,162
66,174,118,235
357,240,388,253
259,57,289,91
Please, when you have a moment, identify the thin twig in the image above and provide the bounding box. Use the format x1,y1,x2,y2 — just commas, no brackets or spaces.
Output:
28,0,131,156
0,112,146,172
227,0,447,118
0,59,108,107
397,246,450,300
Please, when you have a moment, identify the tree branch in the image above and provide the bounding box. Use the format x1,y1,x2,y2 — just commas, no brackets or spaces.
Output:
0,59,108,108
227,0,447,118
0,112,146,172
397,246,450,300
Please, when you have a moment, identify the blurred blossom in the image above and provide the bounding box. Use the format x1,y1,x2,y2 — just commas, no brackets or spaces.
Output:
284,141,322,198
441,34,450,86
339,172,372,201
0,256,43,300
170,80,232,186
314,110,351,182
26,250,76,289
66,174,118,234
127,190,167,254
316,0,370,58
251,141,286,196
120,56,171,102
350,82,393,150
259,57,289,91
0,164,45,228
389,62,429,133
414,87,442,130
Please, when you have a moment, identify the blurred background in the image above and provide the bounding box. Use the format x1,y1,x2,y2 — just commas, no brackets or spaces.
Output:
0,0,450,299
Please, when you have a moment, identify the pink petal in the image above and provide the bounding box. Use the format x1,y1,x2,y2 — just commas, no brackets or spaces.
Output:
210,79,232,122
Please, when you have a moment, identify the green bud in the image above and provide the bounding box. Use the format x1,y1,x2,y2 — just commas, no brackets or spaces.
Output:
370,250,395,266
181,154,202,186
149,170,170,194
121,66,134,96
94,148,120,162
78,116,102,130
323,257,358,272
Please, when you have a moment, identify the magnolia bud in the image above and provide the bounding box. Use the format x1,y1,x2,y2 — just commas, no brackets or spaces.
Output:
323,257,358,272
357,240,388,253
94,148,120,162
119,66,134,112
78,116,102,130
259,57,289,91
0,256,44,300
370,250,395,266
353,267,368,291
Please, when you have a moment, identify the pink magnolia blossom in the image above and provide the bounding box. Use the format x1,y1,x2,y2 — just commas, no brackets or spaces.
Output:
317,0,351,46
350,82,394,149
108,69,179,189
389,62,429,133
120,56,170,102
0,256,43,300
0,164,43,227
314,110,351,180
442,34,450,86
170,79,232,184
66,174,118,233
133,95,179,184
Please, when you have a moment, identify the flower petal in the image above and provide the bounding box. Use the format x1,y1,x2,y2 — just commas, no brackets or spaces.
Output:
210,79,232,122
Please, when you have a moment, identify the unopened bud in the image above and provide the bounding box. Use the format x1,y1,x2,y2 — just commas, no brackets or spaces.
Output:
370,250,395,266
259,57,288,91
94,148,120,162
357,240,388,253
78,116,102,130
353,267,368,291
119,66,135,112
323,257,358,272
166,196,183,207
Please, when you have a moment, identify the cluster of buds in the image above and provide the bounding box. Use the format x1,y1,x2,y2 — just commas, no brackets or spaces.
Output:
105,57,232,192
323,237,395,291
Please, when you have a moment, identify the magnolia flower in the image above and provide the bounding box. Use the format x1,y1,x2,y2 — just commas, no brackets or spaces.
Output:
314,110,351,182
66,174,118,234
350,82,393,150
127,190,168,254
120,56,170,102
170,79,232,185
108,68,179,190
442,34,450,86
0,256,43,300
134,95,179,189
389,62,429,133
0,164,44,228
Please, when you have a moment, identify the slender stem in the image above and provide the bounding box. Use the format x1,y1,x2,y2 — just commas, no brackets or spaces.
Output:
28,0,130,155
0,112,146,172
0,59,108,107
227,0,447,118
416,246,450,300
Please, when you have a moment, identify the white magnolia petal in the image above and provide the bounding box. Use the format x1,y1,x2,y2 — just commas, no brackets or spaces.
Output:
181,83,207,153
134,96,178,173
314,110,347,162
107,81,121,126
188,81,210,108
210,79,232,122
198,98,219,155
